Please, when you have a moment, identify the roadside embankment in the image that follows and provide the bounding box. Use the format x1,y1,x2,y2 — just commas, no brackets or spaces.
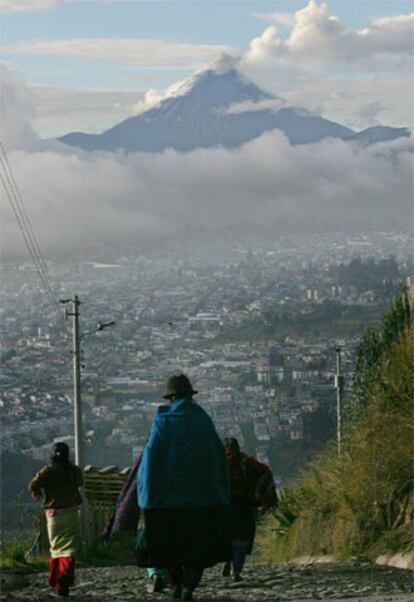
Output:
376,552,414,571
257,297,413,565
286,553,414,571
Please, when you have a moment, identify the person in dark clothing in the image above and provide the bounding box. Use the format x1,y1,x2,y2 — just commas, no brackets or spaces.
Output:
137,374,231,601
102,453,168,594
28,442,83,598
222,437,278,581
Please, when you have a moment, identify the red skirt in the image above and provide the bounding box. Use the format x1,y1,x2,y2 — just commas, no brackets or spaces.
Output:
48,557,75,590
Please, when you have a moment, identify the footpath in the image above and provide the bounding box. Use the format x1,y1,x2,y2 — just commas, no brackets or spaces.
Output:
2,562,413,601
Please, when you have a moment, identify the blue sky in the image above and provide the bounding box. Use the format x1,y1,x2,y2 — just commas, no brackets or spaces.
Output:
1,0,412,135
2,1,413,86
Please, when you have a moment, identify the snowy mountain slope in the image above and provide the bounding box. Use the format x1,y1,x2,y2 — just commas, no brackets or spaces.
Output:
59,69,408,153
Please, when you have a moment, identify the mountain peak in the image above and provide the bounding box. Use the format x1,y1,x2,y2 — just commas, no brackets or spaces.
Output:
59,67,407,154
159,67,274,111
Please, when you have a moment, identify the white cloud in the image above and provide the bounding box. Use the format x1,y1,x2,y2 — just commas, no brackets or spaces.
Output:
0,0,175,12
2,131,411,261
1,60,412,259
225,98,288,115
243,1,413,69
276,78,413,130
131,73,205,113
0,63,39,149
252,11,296,28
30,84,146,137
0,0,57,12
6,38,234,69
245,26,282,66
237,1,413,130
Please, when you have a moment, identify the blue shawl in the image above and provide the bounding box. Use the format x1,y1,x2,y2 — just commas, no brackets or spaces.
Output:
137,398,229,509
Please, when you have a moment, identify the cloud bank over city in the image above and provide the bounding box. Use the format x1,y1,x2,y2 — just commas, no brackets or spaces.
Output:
1,61,412,260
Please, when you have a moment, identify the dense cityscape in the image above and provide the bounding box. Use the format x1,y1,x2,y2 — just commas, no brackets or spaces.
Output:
0,230,411,526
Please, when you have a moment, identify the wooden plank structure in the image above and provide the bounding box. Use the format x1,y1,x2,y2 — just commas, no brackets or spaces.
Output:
83,465,130,507
83,465,131,544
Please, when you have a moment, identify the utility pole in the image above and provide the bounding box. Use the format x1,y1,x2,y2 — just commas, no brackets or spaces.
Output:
335,347,344,457
60,296,115,468
60,295,83,467
60,296,115,548
71,296,83,468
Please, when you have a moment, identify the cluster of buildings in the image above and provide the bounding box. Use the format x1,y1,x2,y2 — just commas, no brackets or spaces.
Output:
0,231,410,485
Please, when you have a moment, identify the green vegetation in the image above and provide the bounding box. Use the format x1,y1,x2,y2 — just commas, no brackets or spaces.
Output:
0,532,136,571
348,287,411,423
0,490,49,571
258,291,414,562
0,536,48,571
218,302,386,344
331,255,402,297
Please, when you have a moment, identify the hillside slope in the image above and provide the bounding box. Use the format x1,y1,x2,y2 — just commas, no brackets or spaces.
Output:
259,296,414,562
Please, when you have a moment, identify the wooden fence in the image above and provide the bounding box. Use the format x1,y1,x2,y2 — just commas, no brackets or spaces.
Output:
83,464,130,545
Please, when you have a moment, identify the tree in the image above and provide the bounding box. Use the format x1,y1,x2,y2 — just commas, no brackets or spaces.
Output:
347,288,411,424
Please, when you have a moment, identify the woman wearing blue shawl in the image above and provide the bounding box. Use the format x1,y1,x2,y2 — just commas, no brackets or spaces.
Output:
137,374,231,601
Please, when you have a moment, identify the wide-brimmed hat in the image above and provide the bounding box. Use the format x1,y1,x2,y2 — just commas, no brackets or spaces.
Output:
163,374,198,399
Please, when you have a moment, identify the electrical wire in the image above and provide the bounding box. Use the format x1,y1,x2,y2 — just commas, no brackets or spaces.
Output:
0,143,56,298
0,141,68,333
0,142,53,293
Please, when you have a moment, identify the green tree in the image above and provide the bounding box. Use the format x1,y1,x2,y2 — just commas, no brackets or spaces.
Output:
347,288,411,424
381,289,411,350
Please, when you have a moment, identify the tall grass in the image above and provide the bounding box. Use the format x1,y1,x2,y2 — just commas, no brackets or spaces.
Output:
0,533,136,570
258,326,414,562
0,536,49,570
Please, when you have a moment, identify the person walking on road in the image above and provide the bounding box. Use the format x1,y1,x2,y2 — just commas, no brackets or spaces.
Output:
222,437,278,581
137,374,231,601
102,452,168,593
28,442,83,598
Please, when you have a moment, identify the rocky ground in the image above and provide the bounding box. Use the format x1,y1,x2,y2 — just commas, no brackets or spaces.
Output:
2,563,413,602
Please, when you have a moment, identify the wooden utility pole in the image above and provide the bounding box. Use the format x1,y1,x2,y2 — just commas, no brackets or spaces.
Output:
61,295,87,544
59,296,115,547
335,347,344,456
61,295,83,467
71,295,83,468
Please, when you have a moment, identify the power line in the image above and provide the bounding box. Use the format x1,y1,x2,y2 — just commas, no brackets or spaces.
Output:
0,168,50,296
0,141,67,332
0,142,57,304
0,163,60,321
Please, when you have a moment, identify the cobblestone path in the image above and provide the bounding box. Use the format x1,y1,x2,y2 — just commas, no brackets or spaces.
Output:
2,562,413,602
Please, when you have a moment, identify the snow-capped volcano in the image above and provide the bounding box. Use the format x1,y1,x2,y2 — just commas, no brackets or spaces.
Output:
59,68,409,153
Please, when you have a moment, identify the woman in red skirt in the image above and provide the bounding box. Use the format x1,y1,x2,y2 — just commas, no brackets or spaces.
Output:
29,442,83,597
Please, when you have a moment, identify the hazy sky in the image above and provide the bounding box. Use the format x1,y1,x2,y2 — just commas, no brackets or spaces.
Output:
1,0,413,136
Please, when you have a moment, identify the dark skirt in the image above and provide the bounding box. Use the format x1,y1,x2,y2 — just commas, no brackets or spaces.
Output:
229,496,256,554
138,505,231,568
